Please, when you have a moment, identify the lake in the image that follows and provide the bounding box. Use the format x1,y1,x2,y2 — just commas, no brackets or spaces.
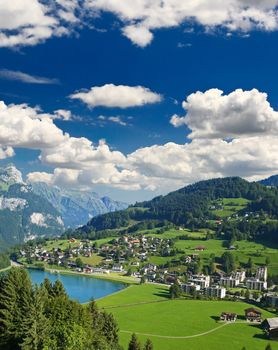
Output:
28,269,126,303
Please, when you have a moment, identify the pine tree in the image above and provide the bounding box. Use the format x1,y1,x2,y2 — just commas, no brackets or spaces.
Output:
265,344,272,350
20,287,49,350
144,338,154,350
52,279,66,297
128,333,141,350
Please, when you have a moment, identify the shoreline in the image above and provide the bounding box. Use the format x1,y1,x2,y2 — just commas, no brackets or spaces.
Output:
25,264,140,285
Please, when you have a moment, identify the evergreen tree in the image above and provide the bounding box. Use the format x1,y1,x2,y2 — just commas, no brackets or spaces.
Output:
144,338,154,350
169,281,182,299
265,344,272,350
128,333,141,350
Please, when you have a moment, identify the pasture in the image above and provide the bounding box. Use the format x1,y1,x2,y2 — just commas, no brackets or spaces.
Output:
98,284,278,350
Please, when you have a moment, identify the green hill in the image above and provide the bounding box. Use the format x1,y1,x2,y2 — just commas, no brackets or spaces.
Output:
75,177,278,244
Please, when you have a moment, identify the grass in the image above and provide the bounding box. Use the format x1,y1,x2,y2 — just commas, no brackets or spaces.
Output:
211,197,250,218
98,284,278,350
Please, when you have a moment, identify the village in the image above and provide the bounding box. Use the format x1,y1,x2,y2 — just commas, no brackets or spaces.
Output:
19,234,276,300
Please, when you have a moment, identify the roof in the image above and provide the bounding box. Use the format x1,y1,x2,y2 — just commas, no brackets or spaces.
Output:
245,308,262,315
266,318,278,329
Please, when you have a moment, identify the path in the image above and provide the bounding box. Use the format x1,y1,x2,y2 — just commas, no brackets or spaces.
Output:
120,322,247,339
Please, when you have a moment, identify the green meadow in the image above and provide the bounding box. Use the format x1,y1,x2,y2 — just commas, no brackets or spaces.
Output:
98,284,278,350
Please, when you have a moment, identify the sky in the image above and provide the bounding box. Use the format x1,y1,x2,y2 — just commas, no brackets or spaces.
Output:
0,1,278,202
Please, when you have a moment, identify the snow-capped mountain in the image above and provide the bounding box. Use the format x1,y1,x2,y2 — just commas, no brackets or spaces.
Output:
0,164,127,248
31,182,128,228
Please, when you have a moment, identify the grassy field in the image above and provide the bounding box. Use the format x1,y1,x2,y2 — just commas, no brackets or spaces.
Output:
98,284,278,350
211,197,250,218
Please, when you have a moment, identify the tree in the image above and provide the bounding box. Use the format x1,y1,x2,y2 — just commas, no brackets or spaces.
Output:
144,338,154,350
221,252,235,274
265,257,271,266
140,276,146,284
245,289,250,300
169,281,182,299
128,333,141,350
75,257,84,269
265,344,272,350
247,257,253,269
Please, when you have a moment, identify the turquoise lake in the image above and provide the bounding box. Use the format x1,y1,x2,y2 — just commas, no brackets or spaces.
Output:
28,269,126,303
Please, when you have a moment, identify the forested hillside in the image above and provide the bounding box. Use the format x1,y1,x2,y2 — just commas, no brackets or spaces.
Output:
75,177,278,244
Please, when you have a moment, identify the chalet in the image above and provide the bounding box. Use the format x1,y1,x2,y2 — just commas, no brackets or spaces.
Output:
245,308,262,322
194,245,206,251
220,312,237,322
112,264,124,272
262,318,278,340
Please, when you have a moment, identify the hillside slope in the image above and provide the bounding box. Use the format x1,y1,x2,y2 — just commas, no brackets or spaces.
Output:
79,177,278,234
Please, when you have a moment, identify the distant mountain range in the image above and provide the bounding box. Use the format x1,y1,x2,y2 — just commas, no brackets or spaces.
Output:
31,182,128,228
0,164,128,248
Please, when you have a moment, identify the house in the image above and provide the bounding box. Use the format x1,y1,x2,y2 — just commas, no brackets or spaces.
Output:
194,245,206,251
220,312,237,322
112,264,124,272
204,286,226,299
262,318,278,340
245,308,262,322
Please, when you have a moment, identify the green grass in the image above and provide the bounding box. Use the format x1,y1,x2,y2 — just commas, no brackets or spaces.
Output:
211,197,250,218
98,284,278,350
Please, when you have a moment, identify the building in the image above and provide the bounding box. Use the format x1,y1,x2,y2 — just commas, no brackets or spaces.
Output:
245,308,262,322
266,294,278,308
220,312,237,322
204,286,226,299
246,278,267,291
231,270,246,283
256,266,267,281
220,276,240,288
262,318,278,340
182,283,201,294
188,274,210,288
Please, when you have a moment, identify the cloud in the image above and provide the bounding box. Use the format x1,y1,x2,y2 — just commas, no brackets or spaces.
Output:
170,88,278,139
70,84,162,108
86,0,278,46
98,115,129,126
3,88,278,195
1,1,278,48
0,69,60,85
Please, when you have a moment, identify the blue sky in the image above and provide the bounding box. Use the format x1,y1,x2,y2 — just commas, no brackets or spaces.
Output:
1,1,278,202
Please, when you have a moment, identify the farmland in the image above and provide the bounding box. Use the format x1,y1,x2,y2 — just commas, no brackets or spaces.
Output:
98,284,278,350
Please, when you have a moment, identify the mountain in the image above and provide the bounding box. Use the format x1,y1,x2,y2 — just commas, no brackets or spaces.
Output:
78,177,278,236
0,164,127,248
0,165,64,248
31,182,128,228
259,174,278,187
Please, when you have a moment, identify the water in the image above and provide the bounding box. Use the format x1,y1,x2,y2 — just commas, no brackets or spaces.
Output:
28,269,126,303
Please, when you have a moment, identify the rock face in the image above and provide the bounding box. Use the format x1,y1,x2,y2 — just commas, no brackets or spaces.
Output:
31,182,128,228
0,164,128,248
0,177,64,248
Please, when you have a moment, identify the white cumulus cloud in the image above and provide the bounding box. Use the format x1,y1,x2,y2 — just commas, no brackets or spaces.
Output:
171,88,278,139
70,84,162,108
